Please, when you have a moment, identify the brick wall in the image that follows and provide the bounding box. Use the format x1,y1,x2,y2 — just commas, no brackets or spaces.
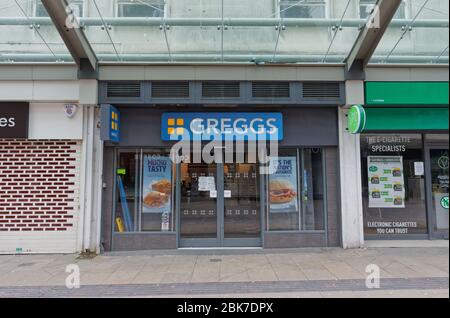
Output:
0,140,81,233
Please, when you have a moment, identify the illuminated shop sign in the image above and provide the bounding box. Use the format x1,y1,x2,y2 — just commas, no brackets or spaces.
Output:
100,104,120,143
161,113,283,141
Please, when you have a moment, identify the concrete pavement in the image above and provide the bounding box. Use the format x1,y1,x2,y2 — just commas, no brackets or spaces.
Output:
0,247,448,298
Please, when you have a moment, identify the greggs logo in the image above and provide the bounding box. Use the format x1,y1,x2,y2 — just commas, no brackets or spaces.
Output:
111,110,119,132
162,113,283,141
167,118,185,136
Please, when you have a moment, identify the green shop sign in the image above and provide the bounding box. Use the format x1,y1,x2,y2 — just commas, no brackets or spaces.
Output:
365,82,449,106
347,105,366,134
441,196,449,210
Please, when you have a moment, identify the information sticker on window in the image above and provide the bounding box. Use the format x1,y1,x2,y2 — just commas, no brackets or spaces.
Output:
414,162,424,176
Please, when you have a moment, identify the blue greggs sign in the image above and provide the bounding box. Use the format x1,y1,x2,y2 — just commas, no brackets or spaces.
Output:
100,104,120,143
161,113,283,141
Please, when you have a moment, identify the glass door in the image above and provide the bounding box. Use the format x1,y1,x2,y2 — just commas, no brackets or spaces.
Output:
427,146,449,239
178,150,262,248
179,162,220,247
223,162,262,247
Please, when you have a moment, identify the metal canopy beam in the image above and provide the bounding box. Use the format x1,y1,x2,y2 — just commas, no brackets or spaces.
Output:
1,53,448,64
0,17,448,28
345,0,402,75
41,0,97,77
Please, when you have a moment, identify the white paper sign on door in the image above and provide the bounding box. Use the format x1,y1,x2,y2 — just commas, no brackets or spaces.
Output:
199,176,216,192
414,162,424,176
368,156,405,208
224,190,232,198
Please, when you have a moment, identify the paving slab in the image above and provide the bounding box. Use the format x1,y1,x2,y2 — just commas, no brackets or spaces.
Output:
0,247,447,298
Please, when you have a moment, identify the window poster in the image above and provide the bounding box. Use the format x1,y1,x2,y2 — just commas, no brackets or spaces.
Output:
142,156,173,214
268,157,299,213
368,156,405,208
198,176,216,192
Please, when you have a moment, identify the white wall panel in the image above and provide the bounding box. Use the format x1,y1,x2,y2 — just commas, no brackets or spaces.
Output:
29,103,83,140
0,80,79,102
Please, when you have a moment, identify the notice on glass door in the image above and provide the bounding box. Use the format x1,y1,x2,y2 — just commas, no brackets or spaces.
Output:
198,176,216,192
414,162,424,176
368,156,405,208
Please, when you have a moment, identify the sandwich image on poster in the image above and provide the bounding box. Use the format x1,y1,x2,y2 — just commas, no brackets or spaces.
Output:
368,156,405,208
142,156,173,214
268,156,299,213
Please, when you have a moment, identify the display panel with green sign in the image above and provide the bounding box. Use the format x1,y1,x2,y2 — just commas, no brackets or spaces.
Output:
361,134,428,236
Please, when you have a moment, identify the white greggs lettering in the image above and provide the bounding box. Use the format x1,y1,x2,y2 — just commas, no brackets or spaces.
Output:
190,117,278,135
0,117,15,128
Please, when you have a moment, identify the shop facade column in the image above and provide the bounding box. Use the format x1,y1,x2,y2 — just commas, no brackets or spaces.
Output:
338,80,365,249
77,80,103,254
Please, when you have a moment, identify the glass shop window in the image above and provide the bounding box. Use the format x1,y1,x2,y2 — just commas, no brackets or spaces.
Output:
117,0,165,18
140,151,176,232
361,134,427,236
279,0,326,19
36,0,84,17
302,148,325,231
114,149,175,233
114,150,139,233
360,0,407,19
430,148,449,232
266,148,325,231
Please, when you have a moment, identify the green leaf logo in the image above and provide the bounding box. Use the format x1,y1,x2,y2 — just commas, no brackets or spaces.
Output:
441,196,449,209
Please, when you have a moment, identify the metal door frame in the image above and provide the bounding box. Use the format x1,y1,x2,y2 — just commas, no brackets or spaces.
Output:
177,150,263,248
425,143,449,240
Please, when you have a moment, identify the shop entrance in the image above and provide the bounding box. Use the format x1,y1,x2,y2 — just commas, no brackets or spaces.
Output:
426,145,449,239
178,151,262,247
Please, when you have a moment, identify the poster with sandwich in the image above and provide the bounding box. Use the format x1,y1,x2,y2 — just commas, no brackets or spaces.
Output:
142,156,173,214
368,156,405,208
268,156,299,213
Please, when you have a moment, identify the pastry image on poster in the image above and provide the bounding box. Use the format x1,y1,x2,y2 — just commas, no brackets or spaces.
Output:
268,157,299,213
368,156,405,208
142,156,173,214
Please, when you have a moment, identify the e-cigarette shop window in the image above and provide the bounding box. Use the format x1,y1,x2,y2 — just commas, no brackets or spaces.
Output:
361,134,427,236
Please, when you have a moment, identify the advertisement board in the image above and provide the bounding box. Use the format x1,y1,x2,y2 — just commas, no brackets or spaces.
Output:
368,156,405,208
268,156,299,213
142,156,173,214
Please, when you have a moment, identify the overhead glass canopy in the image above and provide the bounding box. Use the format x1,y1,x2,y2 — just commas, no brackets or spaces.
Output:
81,0,363,63
0,0,448,64
0,0,71,62
370,0,449,64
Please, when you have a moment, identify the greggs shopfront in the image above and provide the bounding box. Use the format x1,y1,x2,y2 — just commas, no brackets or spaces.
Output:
99,81,343,251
